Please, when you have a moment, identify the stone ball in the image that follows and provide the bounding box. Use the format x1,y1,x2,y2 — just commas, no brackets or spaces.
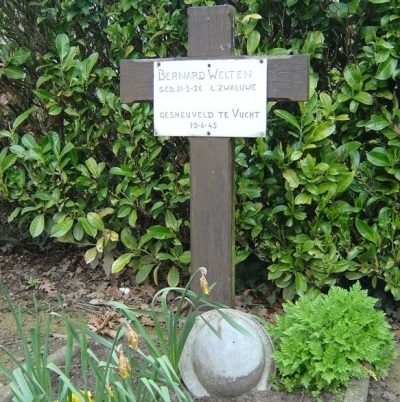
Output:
179,309,274,398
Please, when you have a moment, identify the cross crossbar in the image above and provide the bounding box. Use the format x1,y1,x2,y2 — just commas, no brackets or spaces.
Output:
120,55,309,103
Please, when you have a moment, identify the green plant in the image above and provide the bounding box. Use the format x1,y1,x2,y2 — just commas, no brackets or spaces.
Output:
108,267,228,375
268,283,396,395
0,280,195,401
0,268,241,401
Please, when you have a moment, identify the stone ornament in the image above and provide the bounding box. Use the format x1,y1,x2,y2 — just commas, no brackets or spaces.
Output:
179,308,275,398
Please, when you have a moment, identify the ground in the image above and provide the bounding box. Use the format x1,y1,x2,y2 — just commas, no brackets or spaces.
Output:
0,237,399,401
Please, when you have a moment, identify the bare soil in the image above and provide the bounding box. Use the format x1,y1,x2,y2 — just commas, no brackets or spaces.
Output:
0,237,399,401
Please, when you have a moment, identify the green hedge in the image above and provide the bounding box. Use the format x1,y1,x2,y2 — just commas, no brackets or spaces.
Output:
1,0,399,298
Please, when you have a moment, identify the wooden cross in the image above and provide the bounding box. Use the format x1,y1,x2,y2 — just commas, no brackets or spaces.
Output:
120,5,309,307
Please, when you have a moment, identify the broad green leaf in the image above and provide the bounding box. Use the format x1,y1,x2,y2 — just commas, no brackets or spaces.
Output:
355,218,379,245
34,89,53,102
274,110,300,130
30,214,45,238
138,232,154,248
247,30,260,55
327,2,349,18
353,91,373,105
290,151,303,161
294,212,307,220
271,205,289,214
235,250,250,265
4,66,25,79
60,142,75,158
85,157,99,177
167,266,180,287
49,105,62,115
319,92,332,110
294,193,312,205
121,228,136,249
335,141,361,158
118,205,131,218
365,115,391,131
87,212,104,231
112,253,134,274
336,172,355,193
165,210,179,232
178,250,191,264
283,169,300,189
136,264,154,284
156,253,175,261
376,58,397,80
51,218,74,238
78,217,97,238
0,151,17,171
147,225,174,240
311,121,335,142
56,33,70,59
343,65,361,91
12,48,31,65
81,53,99,79
300,154,316,178
73,222,84,241
367,148,390,167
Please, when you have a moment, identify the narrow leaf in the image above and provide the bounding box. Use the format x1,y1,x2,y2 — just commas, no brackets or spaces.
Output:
12,107,36,131
274,109,300,130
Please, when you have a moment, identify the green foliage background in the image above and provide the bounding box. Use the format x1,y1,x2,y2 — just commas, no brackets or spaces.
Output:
1,0,399,298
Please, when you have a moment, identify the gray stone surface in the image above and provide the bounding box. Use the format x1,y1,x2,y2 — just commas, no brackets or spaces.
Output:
179,309,275,398
343,377,369,402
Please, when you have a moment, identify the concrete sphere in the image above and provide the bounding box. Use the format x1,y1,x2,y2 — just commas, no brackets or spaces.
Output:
179,309,274,398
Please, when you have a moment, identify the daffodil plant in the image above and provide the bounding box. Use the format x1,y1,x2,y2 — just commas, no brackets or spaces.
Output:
0,268,222,402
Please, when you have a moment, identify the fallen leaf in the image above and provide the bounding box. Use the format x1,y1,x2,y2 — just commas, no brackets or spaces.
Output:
140,315,155,327
88,310,124,338
39,279,57,294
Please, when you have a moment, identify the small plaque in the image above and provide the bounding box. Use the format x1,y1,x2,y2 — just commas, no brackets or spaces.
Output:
153,58,267,137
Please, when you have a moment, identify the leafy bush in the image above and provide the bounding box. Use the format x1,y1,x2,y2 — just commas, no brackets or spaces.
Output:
268,283,396,395
1,0,400,297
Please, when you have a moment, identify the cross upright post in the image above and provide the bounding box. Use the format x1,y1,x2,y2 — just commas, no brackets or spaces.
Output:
120,5,309,308
187,6,236,306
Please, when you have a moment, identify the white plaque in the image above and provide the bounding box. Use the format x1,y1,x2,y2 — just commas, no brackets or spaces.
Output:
153,58,267,137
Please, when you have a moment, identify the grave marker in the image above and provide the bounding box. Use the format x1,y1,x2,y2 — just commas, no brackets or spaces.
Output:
120,5,309,307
